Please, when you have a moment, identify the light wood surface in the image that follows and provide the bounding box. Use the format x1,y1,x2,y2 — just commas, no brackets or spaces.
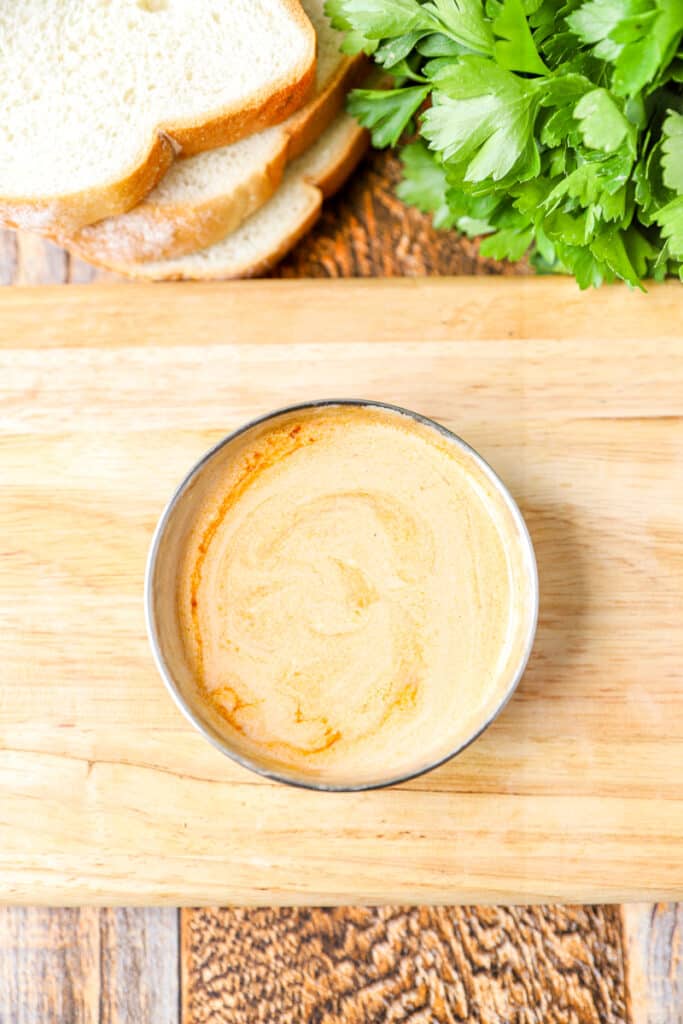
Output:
0,908,178,1024
1,168,679,1018
2,169,680,1019
0,231,654,1024
1,278,681,906
624,904,683,1024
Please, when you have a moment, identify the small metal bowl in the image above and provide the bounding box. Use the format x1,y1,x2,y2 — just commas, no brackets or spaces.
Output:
145,400,539,791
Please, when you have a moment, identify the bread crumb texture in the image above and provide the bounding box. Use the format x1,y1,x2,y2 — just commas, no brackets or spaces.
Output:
0,0,313,197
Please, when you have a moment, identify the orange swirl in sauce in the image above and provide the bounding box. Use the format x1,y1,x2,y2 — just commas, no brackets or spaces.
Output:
177,406,519,783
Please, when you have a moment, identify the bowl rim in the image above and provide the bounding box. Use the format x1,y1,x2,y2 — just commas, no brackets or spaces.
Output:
145,398,540,792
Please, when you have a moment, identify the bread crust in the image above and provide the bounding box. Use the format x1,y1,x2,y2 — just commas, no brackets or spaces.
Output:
308,121,369,201
62,55,366,265
284,54,368,162
93,119,369,281
235,123,369,279
0,133,177,234
0,0,316,234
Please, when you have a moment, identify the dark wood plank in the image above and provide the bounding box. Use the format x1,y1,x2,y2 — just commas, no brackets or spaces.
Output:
624,904,683,1024
181,906,628,1024
276,149,530,279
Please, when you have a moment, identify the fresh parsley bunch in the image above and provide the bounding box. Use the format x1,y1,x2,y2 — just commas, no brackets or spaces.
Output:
325,0,683,287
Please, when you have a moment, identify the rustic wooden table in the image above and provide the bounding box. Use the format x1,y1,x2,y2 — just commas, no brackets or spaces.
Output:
0,150,681,1023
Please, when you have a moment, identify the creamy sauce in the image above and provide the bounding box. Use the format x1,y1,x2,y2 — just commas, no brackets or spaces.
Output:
177,405,527,784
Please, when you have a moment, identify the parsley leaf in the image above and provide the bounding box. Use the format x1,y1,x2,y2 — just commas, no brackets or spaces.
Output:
397,141,458,227
422,0,494,53
590,224,646,288
657,197,683,259
489,0,550,74
324,0,377,53
422,58,542,180
574,88,635,152
566,0,650,54
479,224,535,259
325,0,437,39
335,0,683,286
661,109,683,193
347,85,431,146
567,0,683,96
374,31,429,68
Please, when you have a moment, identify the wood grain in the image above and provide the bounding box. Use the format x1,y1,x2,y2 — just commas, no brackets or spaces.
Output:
1,279,681,905
0,229,17,285
624,904,683,1024
99,909,179,1024
0,908,179,1024
276,148,530,279
0,274,679,346
0,909,99,1024
181,906,628,1024
0,155,680,1020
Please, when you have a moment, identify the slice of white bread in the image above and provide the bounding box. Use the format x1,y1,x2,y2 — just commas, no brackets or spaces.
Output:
90,113,367,280
62,0,364,265
0,1,316,233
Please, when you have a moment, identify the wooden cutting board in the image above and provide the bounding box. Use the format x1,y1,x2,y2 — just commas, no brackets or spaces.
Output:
1,277,681,906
